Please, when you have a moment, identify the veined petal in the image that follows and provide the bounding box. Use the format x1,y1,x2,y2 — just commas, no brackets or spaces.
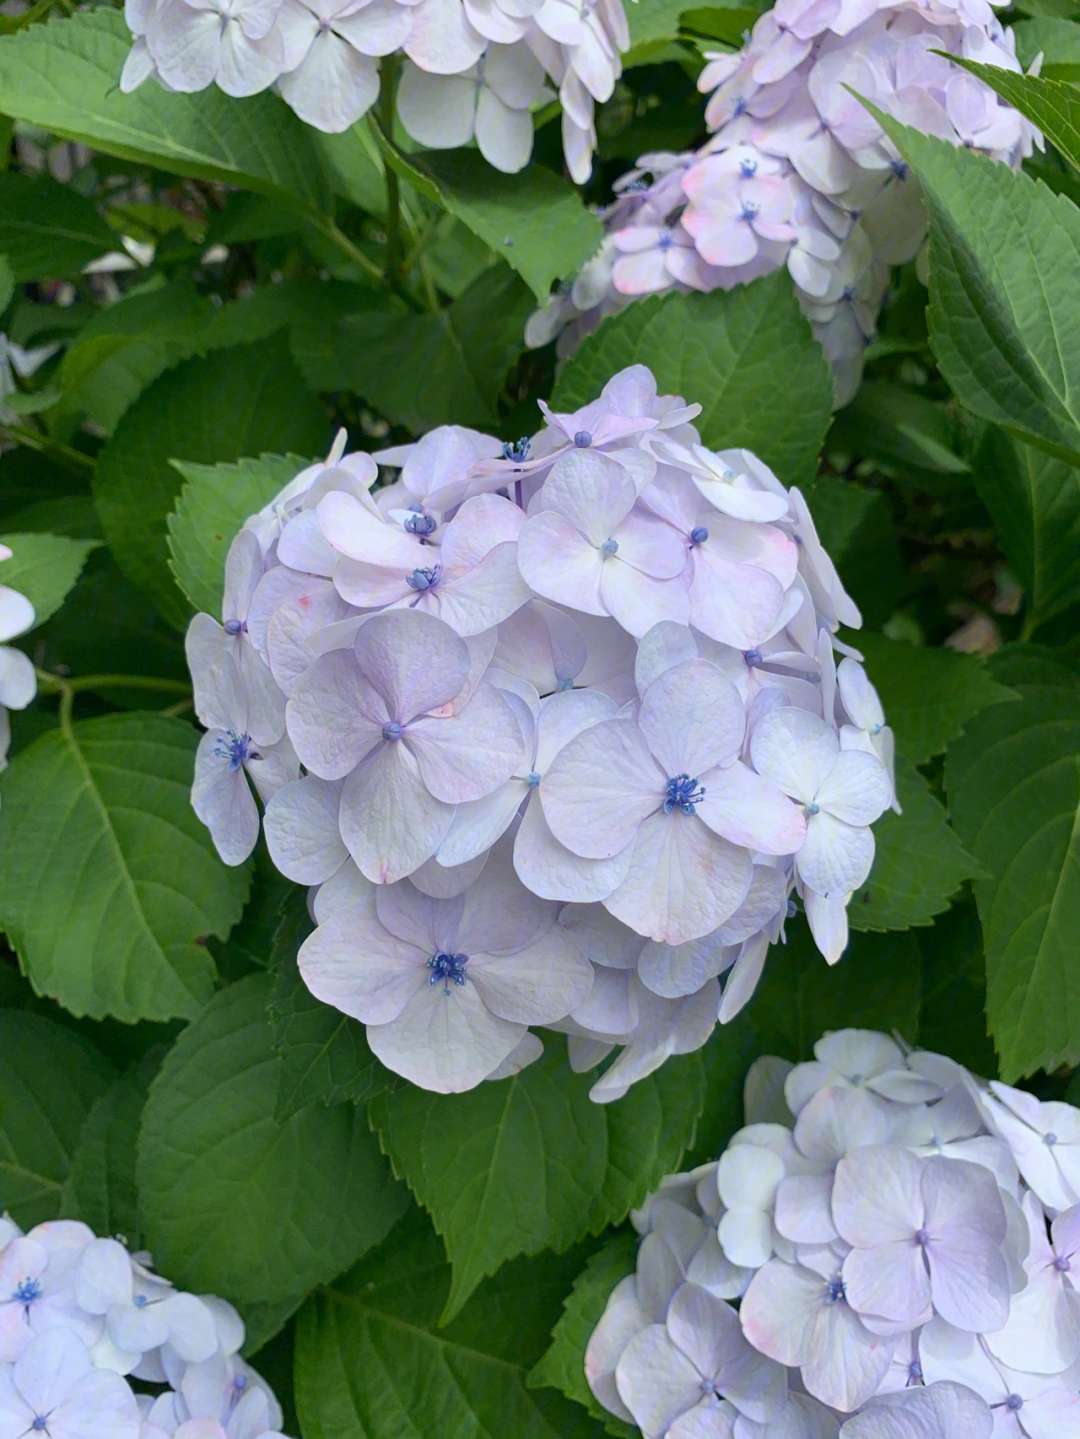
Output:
513,794,634,901
298,902,427,1023
368,980,523,1093
795,813,874,895
517,510,606,615
339,742,455,884
263,775,347,884
541,717,664,859
406,681,524,802
638,659,745,777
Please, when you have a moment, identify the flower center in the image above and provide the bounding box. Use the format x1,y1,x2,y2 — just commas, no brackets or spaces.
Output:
556,677,575,692
891,158,909,180
134,1294,150,1308
526,772,542,787
428,952,468,995
665,774,705,815
690,526,709,544
869,722,882,735
31,1419,47,1433
915,1228,931,1247
213,730,259,771
501,437,531,463
573,430,593,448
805,801,821,816
657,231,675,251
404,511,437,537
601,538,619,555
743,648,763,667
739,202,760,223
1055,1254,1072,1272
382,720,404,742
699,1378,719,1397
223,618,246,636
1045,1132,1059,1146
740,158,757,177
406,564,440,591
1006,1394,1024,1411
908,1361,923,1382
14,1278,41,1305
825,1277,846,1305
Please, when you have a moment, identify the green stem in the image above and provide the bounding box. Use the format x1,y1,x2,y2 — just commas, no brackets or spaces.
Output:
305,213,385,285
379,55,402,285
400,211,441,279
35,668,193,719
1,424,95,476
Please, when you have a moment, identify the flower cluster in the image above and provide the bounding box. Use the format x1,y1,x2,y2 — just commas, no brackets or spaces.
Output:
586,1027,1080,1438
528,0,1040,404
185,364,895,1097
0,1215,291,1438
0,543,37,771
120,0,628,178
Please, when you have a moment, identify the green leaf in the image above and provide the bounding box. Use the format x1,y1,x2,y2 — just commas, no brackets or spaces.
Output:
1013,16,1080,70
93,335,330,629
60,1064,149,1244
294,1209,610,1439
370,129,603,304
945,651,1080,1079
552,273,833,485
0,11,331,214
629,0,691,44
168,453,312,616
334,264,534,431
830,379,968,474
138,973,409,1307
0,253,13,313
971,427,1080,634
856,631,1016,765
949,57,1080,176
875,114,1080,467
370,1036,703,1324
0,171,114,281
528,1233,638,1439
0,530,98,627
0,713,249,1023
269,905,400,1123
849,761,982,932
0,1008,114,1228
918,895,998,1078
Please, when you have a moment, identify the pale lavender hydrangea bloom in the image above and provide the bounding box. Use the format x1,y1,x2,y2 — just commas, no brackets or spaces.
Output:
0,543,37,771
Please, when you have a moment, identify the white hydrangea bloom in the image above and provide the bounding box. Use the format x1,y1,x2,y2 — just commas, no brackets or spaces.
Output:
0,1221,293,1439
0,542,37,772
582,1027,1080,1435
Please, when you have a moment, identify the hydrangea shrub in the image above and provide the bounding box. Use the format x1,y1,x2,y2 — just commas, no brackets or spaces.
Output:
0,0,1079,1434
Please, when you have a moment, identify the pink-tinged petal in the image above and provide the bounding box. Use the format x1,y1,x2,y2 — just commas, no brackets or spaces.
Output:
286,649,385,780
375,880,458,953
542,448,638,545
437,780,527,866
470,925,594,1024
638,928,729,998
697,761,806,855
1020,1384,1080,1439
615,1325,703,1439
266,586,350,696
833,1146,925,1246
687,548,786,651
841,1241,933,1329
634,621,699,694
667,1283,751,1382
518,510,606,615
796,813,875,895
816,749,892,826
585,1281,649,1424
51,1366,142,1437
921,1161,1010,1332
355,608,470,722
263,775,347,884
440,493,525,569
803,1301,895,1411
739,1260,818,1367
639,660,745,778
985,1266,1079,1374
604,811,752,945
332,559,412,608
276,509,339,576
317,490,422,567
12,1327,92,1414
368,979,524,1093
298,901,427,1024
245,566,325,656
513,795,634,901
422,542,532,636
614,509,688,580
541,717,663,859
794,1085,891,1164
191,732,259,867
406,682,524,803
339,743,455,884
600,560,691,638
705,512,798,588
749,706,838,804
774,1174,837,1245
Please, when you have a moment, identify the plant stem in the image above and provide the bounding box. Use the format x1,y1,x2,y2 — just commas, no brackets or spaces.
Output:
379,55,402,285
34,669,193,734
1,424,95,476
305,213,385,285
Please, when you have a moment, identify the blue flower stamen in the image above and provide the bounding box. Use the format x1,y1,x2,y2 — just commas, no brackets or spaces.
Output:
825,1277,846,1305
14,1278,41,1305
428,951,468,996
223,618,246,636
404,512,437,537
1046,1132,1059,1146
573,430,593,448
406,565,440,591
213,731,259,771
502,437,531,463
805,801,821,816
526,772,542,787
690,526,709,544
31,1419,48,1432
665,774,705,815
382,721,404,742
601,538,619,555
1006,1395,1023,1411
556,677,575,692
743,648,763,667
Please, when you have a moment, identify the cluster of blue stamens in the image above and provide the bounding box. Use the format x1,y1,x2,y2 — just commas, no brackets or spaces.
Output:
428,952,468,995
407,565,440,591
14,1278,41,1306
501,437,531,462
404,510,437,537
824,1277,846,1305
664,774,705,815
214,730,259,771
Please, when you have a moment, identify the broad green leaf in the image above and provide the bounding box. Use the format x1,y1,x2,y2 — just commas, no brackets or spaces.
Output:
311,123,387,218
0,1008,114,1228
971,427,1080,633
0,530,98,627
94,335,330,629
0,11,331,214
528,1233,637,1439
207,841,296,981
1013,16,1080,70
830,379,968,474
0,171,114,281
370,126,604,303
918,895,997,1078
168,453,311,616
681,6,765,44
856,631,1015,765
950,57,1080,175
269,899,400,1123
334,264,534,431
0,253,13,313
0,713,249,1023
294,1209,610,1439
876,115,1080,466
849,761,981,932
138,973,409,1307
370,1036,703,1324
552,273,833,485
629,0,690,44
945,651,1080,1079
60,1065,148,1244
